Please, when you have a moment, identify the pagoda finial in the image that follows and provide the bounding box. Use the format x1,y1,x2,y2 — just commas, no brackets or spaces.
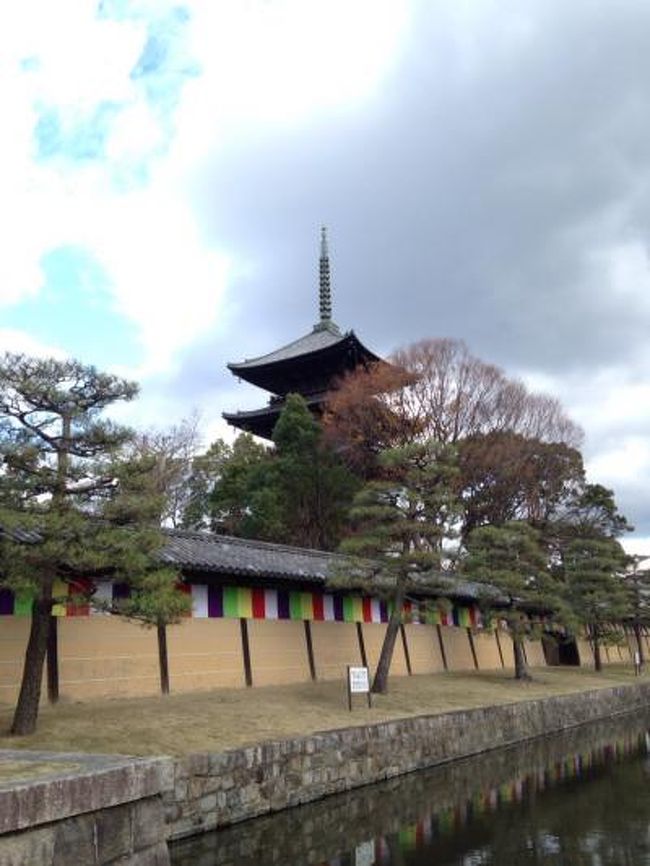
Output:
317,225,333,328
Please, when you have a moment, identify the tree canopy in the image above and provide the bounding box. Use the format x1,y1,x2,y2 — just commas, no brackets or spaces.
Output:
182,394,359,550
462,521,559,679
0,353,186,733
337,440,458,692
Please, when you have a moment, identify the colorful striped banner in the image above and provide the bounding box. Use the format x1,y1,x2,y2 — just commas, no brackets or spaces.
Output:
0,581,482,627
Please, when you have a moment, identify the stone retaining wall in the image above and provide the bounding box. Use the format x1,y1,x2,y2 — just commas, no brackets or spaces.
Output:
0,753,173,866
165,681,650,840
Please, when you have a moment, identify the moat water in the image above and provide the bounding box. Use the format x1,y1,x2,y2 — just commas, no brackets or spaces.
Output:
170,709,650,866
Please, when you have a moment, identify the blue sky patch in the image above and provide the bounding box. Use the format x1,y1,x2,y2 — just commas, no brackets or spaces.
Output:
34,101,123,163
5,246,141,369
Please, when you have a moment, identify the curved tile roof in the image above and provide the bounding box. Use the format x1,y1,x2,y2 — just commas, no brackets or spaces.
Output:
160,529,344,584
159,530,506,602
228,324,352,371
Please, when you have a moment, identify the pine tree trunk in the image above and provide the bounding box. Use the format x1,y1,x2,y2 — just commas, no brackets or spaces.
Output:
157,622,170,695
47,614,59,704
11,586,53,736
372,580,406,694
634,622,645,666
512,632,530,681
592,626,602,672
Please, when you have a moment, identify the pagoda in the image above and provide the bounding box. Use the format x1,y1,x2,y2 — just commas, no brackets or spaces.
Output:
223,228,382,440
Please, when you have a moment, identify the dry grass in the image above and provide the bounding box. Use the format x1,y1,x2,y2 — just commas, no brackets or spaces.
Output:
0,666,643,757
0,760,82,783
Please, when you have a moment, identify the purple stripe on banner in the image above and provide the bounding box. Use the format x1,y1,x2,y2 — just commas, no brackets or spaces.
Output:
380,600,389,623
333,595,344,622
277,591,290,620
0,588,14,615
208,585,223,618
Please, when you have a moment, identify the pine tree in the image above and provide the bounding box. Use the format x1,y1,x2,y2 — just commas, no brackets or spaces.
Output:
462,521,559,680
0,354,187,733
621,556,650,667
189,396,358,550
271,394,358,550
563,537,630,671
338,440,459,693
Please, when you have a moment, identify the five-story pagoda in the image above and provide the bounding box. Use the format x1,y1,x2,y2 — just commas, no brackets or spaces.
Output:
223,229,382,440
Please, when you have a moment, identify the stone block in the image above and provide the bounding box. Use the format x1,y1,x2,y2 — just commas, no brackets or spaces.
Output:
132,797,166,852
52,815,96,866
106,841,170,866
96,803,132,863
199,794,217,813
0,827,55,866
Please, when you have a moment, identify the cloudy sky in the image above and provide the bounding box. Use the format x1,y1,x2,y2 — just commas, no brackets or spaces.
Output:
3,0,650,552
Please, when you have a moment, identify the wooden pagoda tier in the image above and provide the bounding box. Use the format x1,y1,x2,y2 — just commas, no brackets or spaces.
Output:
223,229,383,440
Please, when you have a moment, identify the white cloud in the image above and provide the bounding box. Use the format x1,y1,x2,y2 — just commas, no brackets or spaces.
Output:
0,329,67,359
0,0,409,378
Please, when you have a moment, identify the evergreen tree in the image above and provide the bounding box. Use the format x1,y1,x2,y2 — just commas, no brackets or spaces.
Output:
186,396,358,550
100,455,191,694
462,521,559,680
0,354,186,734
563,536,630,671
621,556,650,667
338,440,459,693
271,394,359,549
207,435,275,537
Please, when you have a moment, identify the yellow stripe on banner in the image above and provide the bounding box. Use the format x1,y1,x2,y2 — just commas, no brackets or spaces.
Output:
238,587,252,619
301,592,313,621
52,579,68,617
352,596,363,623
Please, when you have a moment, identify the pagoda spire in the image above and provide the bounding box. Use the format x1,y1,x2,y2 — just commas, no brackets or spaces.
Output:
315,226,339,332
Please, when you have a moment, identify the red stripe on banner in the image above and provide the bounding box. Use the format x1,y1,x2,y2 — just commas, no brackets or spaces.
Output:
469,606,477,627
67,578,91,616
362,597,372,623
176,581,192,617
252,588,266,619
313,594,324,621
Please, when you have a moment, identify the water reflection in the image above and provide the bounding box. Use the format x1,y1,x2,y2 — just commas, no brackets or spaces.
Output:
171,711,650,866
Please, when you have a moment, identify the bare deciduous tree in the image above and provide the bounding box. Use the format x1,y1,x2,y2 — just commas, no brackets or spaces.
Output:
325,339,582,475
129,412,202,527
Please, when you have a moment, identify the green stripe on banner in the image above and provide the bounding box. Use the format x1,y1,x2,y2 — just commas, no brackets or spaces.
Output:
343,596,355,622
238,587,252,619
398,826,417,850
301,592,313,620
14,594,33,616
223,587,239,618
459,607,471,627
290,592,303,621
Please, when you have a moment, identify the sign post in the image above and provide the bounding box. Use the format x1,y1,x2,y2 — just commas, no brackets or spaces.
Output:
347,665,371,711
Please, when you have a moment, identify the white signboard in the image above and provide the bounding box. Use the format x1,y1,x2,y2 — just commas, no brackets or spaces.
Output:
355,840,375,866
348,666,370,693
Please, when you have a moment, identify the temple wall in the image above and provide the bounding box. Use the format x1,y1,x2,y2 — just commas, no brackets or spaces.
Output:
0,616,558,706
58,617,159,700
361,623,409,676
247,619,311,687
0,618,37,705
472,631,503,670
524,640,546,667
311,622,362,680
167,619,246,691
439,626,475,671
403,624,445,674
576,637,594,667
